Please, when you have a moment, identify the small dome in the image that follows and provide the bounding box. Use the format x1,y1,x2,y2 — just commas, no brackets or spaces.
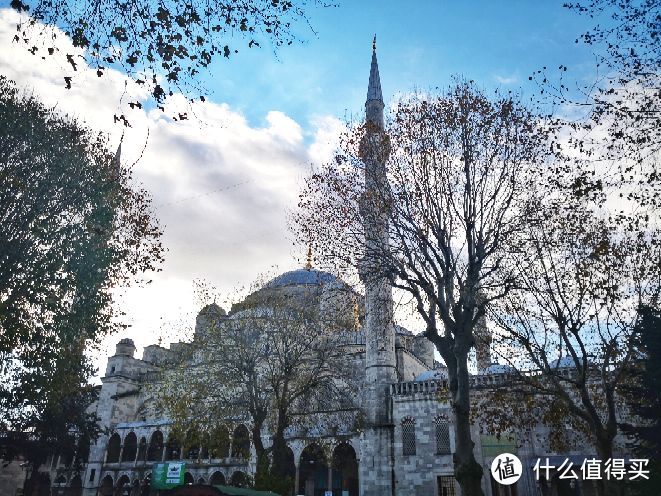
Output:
199,302,226,316
394,325,413,336
484,362,515,375
264,268,339,289
414,369,448,381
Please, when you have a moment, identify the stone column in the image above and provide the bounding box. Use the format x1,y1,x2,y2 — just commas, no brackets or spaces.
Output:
134,441,140,467
118,443,124,464
327,465,333,493
294,464,300,495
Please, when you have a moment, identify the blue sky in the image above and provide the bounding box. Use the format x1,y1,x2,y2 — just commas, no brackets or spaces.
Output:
202,0,602,130
0,1,612,362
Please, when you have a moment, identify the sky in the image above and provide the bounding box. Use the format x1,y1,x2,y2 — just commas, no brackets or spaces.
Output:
0,1,606,377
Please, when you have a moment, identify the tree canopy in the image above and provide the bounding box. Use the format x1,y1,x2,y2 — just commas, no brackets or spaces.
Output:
0,75,163,469
10,0,323,106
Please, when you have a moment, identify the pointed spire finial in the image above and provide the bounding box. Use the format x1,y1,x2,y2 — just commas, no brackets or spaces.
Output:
111,131,124,181
305,245,313,270
366,37,384,126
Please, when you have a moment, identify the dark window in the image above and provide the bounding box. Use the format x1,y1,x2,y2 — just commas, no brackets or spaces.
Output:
437,475,456,496
435,418,451,455
89,469,96,483
401,418,416,456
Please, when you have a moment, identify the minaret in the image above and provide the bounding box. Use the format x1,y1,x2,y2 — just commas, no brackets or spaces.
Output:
359,37,397,496
111,135,122,181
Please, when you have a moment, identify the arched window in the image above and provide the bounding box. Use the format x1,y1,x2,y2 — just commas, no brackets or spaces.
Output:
106,433,121,463
231,425,250,459
147,431,164,461
166,434,181,460
121,432,137,462
434,417,451,455
401,417,416,456
208,425,230,459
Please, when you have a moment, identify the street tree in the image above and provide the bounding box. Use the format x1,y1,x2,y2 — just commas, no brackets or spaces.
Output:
0,75,163,467
296,81,546,496
154,280,356,495
620,306,661,495
486,191,661,496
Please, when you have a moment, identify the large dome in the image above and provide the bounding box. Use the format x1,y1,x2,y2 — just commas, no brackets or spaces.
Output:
264,268,340,289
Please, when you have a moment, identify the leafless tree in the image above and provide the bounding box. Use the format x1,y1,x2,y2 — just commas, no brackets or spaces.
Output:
154,280,357,494
486,191,661,496
296,80,546,496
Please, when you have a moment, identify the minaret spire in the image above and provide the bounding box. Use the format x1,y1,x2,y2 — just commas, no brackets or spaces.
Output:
359,39,396,496
111,132,124,181
366,35,384,127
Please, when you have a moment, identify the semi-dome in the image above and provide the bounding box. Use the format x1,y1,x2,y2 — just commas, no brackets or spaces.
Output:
264,268,340,289
414,368,448,381
484,362,515,375
550,357,578,369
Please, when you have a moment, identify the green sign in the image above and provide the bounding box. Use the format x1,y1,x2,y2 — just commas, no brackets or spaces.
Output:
480,434,517,458
151,461,185,489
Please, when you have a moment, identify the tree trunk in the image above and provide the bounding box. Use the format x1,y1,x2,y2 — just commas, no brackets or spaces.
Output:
271,409,292,478
451,351,484,496
595,434,619,496
251,418,269,480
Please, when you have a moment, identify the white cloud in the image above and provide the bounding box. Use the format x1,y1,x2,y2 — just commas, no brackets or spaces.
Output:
494,73,519,85
0,8,342,376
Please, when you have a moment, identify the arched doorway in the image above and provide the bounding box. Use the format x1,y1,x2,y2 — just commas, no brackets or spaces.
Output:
122,432,137,462
99,475,114,496
67,475,82,496
147,431,164,461
299,443,329,496
184,472,194,484
114,474,130,496
210,471,225,485
107,433,121,463
229,471,247,488
230,425,250,459
332,443,358,496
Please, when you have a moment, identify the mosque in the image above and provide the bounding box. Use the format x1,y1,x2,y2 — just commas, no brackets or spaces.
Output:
36,46,635,496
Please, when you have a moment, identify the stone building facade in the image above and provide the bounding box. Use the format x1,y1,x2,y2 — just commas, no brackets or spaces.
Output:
31,46,639,496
